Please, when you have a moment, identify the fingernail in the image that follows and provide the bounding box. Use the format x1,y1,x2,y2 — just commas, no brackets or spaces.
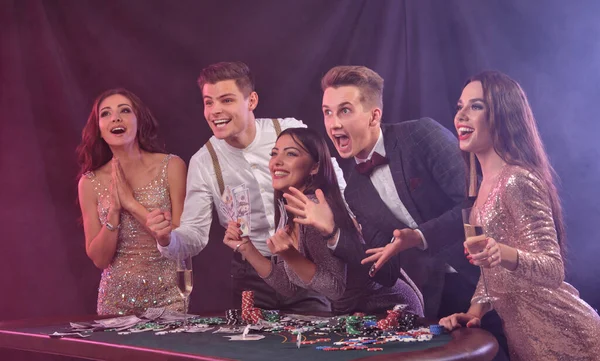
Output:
469,260,474,264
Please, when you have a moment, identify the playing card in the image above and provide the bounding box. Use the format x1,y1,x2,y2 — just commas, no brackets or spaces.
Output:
95,315,142,329
219,202,235,221
220,186,236,220
225,334,265,341
141,307,165,320
213,326,245,334
276,199,287,231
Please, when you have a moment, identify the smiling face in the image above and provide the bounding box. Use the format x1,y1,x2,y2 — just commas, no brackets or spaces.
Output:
98,94,138,147
454,81,494,155
269,134,319,193
322,86,381,159
202,79,258,148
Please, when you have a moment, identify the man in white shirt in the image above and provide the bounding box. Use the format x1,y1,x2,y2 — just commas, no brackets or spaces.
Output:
147,61,345,312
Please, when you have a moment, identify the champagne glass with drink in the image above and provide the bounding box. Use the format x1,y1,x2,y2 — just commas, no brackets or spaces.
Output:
176,256,193,326
462,207,498,303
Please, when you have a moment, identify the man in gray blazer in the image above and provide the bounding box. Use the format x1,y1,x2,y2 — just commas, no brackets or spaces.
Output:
320,65,477,319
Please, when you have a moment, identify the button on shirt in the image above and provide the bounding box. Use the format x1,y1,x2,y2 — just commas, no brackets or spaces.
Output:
158,118,347,258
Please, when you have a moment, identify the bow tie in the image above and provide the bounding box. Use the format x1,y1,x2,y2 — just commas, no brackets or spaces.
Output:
355,152,389,176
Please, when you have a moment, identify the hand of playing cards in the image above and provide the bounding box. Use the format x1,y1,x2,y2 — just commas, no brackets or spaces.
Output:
219,184,252,237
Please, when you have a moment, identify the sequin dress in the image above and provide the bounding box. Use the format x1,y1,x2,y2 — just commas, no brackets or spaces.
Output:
474,165,600,361
85,154,185,315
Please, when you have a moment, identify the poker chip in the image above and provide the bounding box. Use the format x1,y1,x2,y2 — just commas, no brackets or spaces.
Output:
367,347,383,351
429,324,444,335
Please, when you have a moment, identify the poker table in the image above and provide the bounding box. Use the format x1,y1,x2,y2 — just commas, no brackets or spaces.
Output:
0,314,498,361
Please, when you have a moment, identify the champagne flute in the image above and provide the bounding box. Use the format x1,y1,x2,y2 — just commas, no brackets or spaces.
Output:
462,207,498,303
176,256,193,326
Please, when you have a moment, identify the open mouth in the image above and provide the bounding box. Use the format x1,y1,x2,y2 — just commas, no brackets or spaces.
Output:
110,126,126,135
457,127,474,139
272,170,290,178
332,134,350,151
213,119,231,128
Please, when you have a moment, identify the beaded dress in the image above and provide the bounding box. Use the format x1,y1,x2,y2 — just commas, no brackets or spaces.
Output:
86,154,185,315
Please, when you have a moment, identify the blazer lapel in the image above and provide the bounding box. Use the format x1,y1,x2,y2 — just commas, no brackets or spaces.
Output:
382,125,423,224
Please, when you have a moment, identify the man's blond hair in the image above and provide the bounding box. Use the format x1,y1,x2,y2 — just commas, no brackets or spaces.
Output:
321,66,384,109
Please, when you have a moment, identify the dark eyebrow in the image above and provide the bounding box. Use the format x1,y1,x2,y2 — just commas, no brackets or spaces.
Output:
99,103,130,112
283,147,301,152
458,98,486,105
469,98,486,103
322,101,354,109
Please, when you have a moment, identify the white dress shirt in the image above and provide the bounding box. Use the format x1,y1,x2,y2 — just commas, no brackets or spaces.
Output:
158,118,346,258
354,130,427,248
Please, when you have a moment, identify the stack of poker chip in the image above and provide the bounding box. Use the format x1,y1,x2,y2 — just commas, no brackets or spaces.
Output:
225,309,241,325
377,310,401,331
262,310,280,323
241,290,263,324
397,312,418,332
345,315,362,335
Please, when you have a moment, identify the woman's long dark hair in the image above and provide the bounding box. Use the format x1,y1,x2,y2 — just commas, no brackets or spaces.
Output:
273,128,358,238
463,71,566,255
76,88,165,179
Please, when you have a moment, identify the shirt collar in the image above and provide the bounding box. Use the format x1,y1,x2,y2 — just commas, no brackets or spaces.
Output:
355,129,385,164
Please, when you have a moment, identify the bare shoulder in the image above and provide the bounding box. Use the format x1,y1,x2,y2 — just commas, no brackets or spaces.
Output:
166,154,187,187
77,174,98,205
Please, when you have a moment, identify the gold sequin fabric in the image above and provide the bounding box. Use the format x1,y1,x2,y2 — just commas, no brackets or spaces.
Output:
86,154,185,315
474,165,600,361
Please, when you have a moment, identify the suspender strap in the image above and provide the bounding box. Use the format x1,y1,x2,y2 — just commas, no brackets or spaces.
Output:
272,118,281,136
205,140,225,196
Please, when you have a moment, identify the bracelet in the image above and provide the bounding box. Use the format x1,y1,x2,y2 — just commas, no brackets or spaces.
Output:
105,222,120,232
234,239,249,253
321,226,339,240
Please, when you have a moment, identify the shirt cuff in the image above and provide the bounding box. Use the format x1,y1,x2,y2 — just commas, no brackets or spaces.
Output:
326,230,341,251
414,229,427,250
156,232,178,259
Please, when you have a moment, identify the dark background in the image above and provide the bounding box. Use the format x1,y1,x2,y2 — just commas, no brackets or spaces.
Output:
1,0,599,323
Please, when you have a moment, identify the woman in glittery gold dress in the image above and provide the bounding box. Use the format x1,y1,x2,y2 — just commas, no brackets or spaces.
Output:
76,89,187,315
439,71,600,361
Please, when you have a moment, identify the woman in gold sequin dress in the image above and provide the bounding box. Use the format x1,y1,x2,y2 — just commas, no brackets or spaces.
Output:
76,89,187,315
439,71,600,361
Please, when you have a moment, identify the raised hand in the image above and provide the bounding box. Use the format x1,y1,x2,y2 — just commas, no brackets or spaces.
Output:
112,158,136,211
147,209,172,246
108,167,122,213
266,228,297,256
283,187,335,236
438,312,481,331
361,228,422,277
466,236,501,268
